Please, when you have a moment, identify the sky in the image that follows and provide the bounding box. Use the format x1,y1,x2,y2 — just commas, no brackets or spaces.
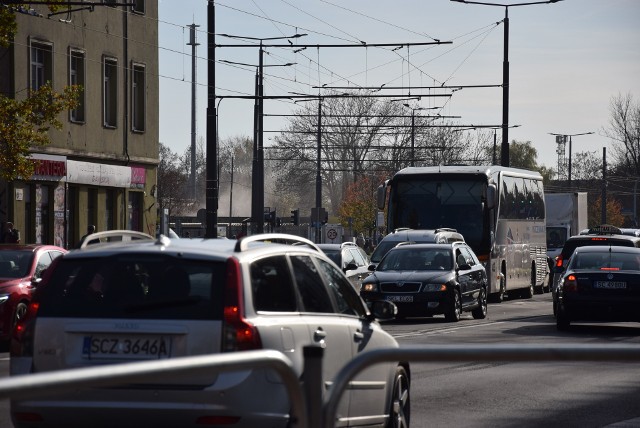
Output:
157,0,640,172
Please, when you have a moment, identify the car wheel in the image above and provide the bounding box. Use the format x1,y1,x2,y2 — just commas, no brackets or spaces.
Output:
556,304,570,331
13,302,28,329
445,289,461,322
387,366,410,428
472,287,487,319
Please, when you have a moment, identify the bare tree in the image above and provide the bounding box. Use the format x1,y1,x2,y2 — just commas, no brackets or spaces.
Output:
603,92,640,176
158,143,189,217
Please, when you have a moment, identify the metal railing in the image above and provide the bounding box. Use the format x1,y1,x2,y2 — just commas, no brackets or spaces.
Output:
3,344,640,428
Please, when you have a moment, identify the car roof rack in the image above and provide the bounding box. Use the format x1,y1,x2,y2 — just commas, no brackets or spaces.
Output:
583,224,623,236
434,228,458,233
340,242,358,248
234,233,321,253
79,230,155,249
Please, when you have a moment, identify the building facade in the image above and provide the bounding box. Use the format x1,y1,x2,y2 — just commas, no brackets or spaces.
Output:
0,1,159,248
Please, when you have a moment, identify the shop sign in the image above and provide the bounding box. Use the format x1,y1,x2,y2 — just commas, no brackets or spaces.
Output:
30,154,67,181
67,160,131,187
130,166,146,189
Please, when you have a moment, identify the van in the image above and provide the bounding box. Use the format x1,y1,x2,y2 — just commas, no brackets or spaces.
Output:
370,228,465,267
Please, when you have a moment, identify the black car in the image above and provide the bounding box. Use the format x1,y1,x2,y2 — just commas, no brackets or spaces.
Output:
361,242,487,322
551,225,640,315
317,242,372,291
556,245,640,330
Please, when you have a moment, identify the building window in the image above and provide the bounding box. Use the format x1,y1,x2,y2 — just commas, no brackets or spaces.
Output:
30,40,53,91
103,57,118,128
69,49,85,122
132,0,145,14
132,63,146,132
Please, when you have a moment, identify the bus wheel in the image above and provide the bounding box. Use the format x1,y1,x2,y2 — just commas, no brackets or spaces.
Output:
489,274,506,303
523,268,534,299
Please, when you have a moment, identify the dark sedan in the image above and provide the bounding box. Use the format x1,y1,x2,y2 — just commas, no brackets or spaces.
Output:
0,244,66,342
360,242,487,322
556,245,640,330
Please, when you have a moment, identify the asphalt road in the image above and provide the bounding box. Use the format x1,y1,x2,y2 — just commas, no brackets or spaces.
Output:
1,291,639,427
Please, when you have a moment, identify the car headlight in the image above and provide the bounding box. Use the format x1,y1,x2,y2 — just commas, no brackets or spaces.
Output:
423,284,447,292
0,294,10,305
362,283,378,292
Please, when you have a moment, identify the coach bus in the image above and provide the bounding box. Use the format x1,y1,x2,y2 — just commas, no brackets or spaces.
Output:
377,165,547,302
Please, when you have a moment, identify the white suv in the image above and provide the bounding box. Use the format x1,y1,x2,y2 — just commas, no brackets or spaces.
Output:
11,234,410,428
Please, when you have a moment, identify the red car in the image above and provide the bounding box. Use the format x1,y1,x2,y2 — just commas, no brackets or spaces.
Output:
0,244,66,342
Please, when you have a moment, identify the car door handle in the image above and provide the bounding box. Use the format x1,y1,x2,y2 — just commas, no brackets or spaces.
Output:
353,330,364,342
313,328,327,342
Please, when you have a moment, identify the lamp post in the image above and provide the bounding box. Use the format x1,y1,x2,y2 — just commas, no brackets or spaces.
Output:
548,131,594,187
450,0,562,167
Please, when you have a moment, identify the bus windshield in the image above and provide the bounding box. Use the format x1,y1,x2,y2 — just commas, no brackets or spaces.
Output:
388,176,487,250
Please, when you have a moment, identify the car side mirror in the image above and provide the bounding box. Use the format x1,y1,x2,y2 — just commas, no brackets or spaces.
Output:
368,264,376,271
31,277,43,287
344,262,358,272
457,263,472,271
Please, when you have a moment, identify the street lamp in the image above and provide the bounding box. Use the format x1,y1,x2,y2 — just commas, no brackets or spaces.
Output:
450,0,562,167
402,103,441,167
548,131,594,186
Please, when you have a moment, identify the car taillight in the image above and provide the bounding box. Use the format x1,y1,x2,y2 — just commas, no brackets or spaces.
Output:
563,274,578,292
10,301,39,357
222,258,261,352
555,255,563,268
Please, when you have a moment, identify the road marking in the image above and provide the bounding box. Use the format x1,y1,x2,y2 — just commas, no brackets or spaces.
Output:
392,320,506,338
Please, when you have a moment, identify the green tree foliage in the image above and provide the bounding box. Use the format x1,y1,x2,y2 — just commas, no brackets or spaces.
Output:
0,7,17,47
0,1,66,47
0,83,79,181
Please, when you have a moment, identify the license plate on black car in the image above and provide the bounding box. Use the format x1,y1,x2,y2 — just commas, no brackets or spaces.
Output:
593,281,626,289
386,295,413,303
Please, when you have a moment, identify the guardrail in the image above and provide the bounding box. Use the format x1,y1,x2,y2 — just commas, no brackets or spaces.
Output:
2,344,640,428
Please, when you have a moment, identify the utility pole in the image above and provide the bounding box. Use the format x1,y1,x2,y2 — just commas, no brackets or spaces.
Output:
205,0,218,238
187,23,199,200
601,147,607,224
450,0,562,167
548,131,594,187
316,99,322,244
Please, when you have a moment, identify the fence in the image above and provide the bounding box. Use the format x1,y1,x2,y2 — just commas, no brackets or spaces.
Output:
2,344,640,428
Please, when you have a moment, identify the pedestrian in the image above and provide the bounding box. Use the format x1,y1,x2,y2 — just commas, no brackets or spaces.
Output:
77,224,96,248
356,232,365,248
2,221,20,243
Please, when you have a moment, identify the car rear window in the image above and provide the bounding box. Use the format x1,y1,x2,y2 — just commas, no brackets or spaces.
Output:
561,238,637,259
37,255,224,320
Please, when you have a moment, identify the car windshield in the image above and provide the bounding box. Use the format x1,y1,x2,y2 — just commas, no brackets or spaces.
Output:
321,249,341,265
0,250,34,278
377,248,452,271
569,250,640,271
370,241,404,263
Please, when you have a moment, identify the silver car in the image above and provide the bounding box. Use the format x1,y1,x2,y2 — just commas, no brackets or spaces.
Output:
11,234,410,428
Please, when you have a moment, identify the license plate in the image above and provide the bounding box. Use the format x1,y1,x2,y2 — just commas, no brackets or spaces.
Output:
386,295,414,303
82,335,172,359
593,281,627,289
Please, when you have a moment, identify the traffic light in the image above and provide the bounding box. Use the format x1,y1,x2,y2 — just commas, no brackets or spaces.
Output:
264,210,276,227
290,209,299,226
